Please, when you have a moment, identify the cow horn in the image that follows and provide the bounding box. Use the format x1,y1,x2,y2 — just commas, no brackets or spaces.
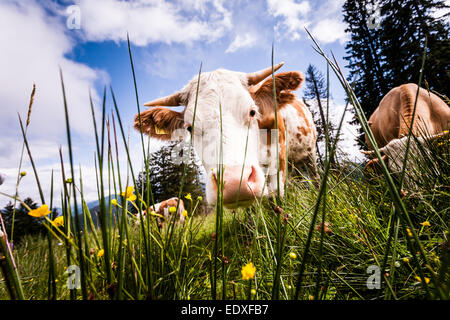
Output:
246,62,285,86
360,150,375,156
361,147,386,156
428,131,449,140
144,92,183,107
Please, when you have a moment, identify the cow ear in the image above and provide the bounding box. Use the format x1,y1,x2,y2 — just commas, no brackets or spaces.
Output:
249,71,304,94
273,71,304,92
250,71,304,111
134,108,185,141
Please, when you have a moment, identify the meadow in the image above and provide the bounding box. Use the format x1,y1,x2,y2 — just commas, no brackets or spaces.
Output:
0,36,448,300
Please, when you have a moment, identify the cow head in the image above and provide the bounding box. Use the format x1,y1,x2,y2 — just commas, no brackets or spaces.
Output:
135,63,304,207
362,131,449,174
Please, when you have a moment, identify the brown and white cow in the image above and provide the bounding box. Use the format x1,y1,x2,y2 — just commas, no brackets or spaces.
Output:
137,197,186,226
365,83,450,169
134,63,318,208
367,83,449,149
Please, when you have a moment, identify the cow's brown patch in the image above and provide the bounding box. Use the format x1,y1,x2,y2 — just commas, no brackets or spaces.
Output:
298,126,310,136
277,116,287,178
250,73,312,181
258,114,275,130
257,112,287,179
291,100,311,128
158,198,183,214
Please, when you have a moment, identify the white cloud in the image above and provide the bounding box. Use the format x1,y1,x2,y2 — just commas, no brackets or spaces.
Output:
266,0,348,44
267,0,311,40
226,33,258,53
77,0,232,46
0,1,105,207
310,18,349,45
0,1,104,140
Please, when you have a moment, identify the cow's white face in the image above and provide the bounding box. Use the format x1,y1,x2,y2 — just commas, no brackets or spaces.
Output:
135,64,286,207
181,70,267,207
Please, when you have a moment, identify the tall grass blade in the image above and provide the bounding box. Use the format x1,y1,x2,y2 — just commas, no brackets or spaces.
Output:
59,68,88,299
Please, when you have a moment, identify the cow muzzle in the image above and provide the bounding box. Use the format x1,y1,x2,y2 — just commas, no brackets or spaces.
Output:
210,165,265,208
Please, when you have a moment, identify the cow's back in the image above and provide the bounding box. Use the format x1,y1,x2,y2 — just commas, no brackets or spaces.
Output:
367,83,450,149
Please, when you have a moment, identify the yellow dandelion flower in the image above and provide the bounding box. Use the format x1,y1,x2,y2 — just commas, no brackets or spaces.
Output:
111,199,118,206
169,206,177,214
185,193,192,200
197,196,203,201
66,178,73,184
20,171,27,177
182,210,188,217
28,204,51,218
402,257,410,263
97,249,104,258
420,221,431,227
121,186,136,201
406,228,413,237
251,289,256,295
289,252,297,260
241,262,256,281
415,276,430,284
51,216,64,228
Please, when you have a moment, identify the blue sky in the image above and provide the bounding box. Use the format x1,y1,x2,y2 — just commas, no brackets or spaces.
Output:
0,0,357,207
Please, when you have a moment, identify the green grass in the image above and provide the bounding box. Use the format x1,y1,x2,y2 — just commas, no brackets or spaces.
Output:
0,35,448,300
1,155,448,300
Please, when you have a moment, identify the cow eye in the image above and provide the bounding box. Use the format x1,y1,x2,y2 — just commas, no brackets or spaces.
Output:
186,126,192,132
249,109,256,117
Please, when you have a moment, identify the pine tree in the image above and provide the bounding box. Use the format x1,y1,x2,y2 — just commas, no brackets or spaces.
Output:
304,64,331,143
1,197,46,243
303,64,337,164
343,0,449,142
135,141,205,213
380,0,450,95
343,0,388,119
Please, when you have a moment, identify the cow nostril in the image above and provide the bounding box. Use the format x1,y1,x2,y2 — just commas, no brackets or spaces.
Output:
211,171,218,189
247,166,257,184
